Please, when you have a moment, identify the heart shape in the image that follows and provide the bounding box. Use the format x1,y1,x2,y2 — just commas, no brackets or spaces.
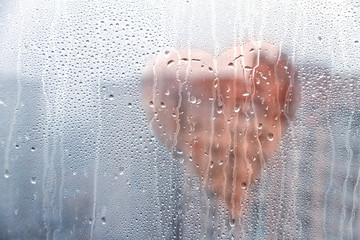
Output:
141,42,300,218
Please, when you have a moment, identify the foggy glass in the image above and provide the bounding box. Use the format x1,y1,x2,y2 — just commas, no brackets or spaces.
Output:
0,0,359,239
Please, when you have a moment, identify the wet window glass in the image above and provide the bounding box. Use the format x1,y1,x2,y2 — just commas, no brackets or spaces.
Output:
0,0,359,239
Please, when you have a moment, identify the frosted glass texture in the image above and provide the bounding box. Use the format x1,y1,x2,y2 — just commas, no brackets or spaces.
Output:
0,0,359,239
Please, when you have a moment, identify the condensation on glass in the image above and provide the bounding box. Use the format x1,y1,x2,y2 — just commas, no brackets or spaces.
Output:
0,0,359,239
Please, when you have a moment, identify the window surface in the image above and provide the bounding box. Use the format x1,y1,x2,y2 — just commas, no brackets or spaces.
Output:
0,0,359,239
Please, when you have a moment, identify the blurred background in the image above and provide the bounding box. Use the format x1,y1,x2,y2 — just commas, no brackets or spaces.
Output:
0,0,359,239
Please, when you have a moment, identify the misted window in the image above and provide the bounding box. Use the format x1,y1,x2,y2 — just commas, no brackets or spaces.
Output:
0,0,359,239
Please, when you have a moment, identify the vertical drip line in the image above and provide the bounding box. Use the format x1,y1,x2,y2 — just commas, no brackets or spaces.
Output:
273,43,288,230
171,48,183,150
337,18,352,238
274,44,283,147
236,46,249,210
250,42,264,174
53,0,70,237
40,32,50,240
232,46,247,236
348,127,360,237
231,2,243,236
339,112,354,239
172,54,190,154
169,49,183,239
89,69,102,240
283,59,296,124
287,22,302,237
90,3,102,238
289,125,303,237
154,144,163,237
183,1,211,237
41,1,61,238
323,126,338,236
228,1,237,231
175,4,195,230
342,14,357,240
208,0,219,180
150,51,162,126
322,15,337,237
230,45,240,233
47,135,58,239
230,48,239,210
56,0,73,235
225,4,240,227
3,0,24,174
289,2,302,235
202,1,218,237
151,50,163,237
169,9,180,235
249,44,266,235
182,1,196,230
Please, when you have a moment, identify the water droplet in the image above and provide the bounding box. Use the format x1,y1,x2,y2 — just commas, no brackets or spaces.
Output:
167,60,174,66
214,79,219,88
149,101,154,108
109,94,114,100
31,177,36,184
242,91,249,97
229,218,235,227
101,217,106,225
210,161,214,168
241,182,247,189
128,103,132,108
258,123,263,129
160,102,166,108
218,160,223,165
31,147,36,152
244,66,252,70
4,170,9,178
267,133,274,141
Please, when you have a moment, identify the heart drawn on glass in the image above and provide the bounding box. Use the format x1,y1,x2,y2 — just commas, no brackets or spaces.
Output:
141,42,301,219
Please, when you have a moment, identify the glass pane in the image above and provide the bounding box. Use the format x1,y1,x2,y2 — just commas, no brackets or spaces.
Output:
0,0,359,239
